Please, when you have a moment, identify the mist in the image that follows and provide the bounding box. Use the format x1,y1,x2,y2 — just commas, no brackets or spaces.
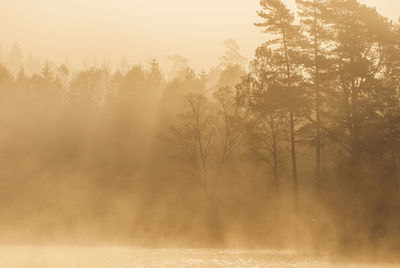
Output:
1,0,398,71
1,0,400,267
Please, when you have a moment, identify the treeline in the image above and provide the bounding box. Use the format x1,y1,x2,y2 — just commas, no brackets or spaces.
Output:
0,0,400,260
0,40,248,246
165,0,400,259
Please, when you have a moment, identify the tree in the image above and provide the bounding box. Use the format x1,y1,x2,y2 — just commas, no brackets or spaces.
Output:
215,65,246,90
41,60,53,81
325,0,392,175
255,0,305,204
213,86,243,169
296,0,334,189
147,58,164,96
168,54,190,79
0,44,4,65
169,93,230,204
6,42,23,75
167,89,243,243
237,45,290,192
219,39,247,68
69,66,110,106
158,67,204,130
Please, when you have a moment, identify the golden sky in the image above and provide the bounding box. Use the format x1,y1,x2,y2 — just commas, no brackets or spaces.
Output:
0,0,398,70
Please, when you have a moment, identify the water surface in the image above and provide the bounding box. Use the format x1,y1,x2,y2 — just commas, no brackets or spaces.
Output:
0,247,396,268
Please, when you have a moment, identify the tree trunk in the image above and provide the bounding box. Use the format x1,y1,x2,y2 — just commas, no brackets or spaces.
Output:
392,148,399,196
316,97,321,188
270,115,279,192
313,1,322,191
290,110,299,208
282,29,299,208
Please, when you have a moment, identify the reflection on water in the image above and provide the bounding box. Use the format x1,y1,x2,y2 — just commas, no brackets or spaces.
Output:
0,247,396,268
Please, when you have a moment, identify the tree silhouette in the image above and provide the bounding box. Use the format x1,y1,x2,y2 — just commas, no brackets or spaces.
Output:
255,0,305,206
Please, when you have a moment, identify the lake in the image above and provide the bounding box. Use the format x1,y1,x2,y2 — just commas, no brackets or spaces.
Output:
0,247,396,268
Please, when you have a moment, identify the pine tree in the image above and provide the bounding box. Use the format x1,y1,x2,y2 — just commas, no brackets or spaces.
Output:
6,42,24,75
296,0,334,189
255,0,304,204
41,60,53,82
327,0,391,172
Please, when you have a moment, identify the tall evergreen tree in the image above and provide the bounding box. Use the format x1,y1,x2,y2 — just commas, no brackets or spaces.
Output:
327,0,391,173
255,0,304,204
296,0,334,189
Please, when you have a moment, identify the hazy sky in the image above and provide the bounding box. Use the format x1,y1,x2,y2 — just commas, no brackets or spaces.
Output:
1,0,399,71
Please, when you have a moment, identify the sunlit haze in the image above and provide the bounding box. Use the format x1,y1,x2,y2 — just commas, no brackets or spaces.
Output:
1,0,400,267
1,0,398,70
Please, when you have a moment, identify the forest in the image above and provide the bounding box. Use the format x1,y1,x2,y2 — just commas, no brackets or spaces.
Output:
1,0,400,262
